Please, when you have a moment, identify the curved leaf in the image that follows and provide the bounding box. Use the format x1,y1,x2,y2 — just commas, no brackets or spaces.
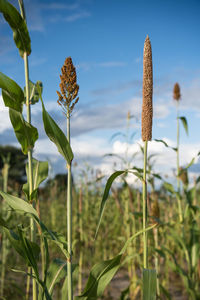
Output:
46,259,67,294
95,170,125,239
77,255,122,299
41,98,73,165
0,191,38,217
0,72,24,112
95,169,144,238
9,108,38,154
179,116,188,135
0,0,31,57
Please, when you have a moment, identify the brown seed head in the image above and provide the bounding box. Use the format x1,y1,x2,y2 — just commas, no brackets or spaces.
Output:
179,167,189,186
142,35,153,141
57,57,79,115
173,83,181,101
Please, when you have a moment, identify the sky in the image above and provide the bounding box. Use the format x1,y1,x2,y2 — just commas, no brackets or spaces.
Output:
0,0,200,185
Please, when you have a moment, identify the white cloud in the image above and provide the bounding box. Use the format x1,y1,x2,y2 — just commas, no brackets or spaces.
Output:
0,96,12,133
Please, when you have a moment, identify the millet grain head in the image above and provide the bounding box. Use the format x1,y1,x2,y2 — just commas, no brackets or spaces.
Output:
57,57,79,115
142,35,153,141
173,83,181,101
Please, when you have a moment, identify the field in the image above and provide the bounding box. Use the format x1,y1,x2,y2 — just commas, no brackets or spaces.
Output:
0,0,200,300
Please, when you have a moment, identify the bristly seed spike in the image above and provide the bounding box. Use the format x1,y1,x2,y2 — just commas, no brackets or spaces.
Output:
142,35,153,141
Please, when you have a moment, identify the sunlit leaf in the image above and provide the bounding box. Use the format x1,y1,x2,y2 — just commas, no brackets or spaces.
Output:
0,191,38,217
0,0,31,57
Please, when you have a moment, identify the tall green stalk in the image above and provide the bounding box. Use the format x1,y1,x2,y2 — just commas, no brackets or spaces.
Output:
57,56,79,300
176,103,183,222
143,141,148,269
18,1,37,298
0,155,10,297
67,109,73,300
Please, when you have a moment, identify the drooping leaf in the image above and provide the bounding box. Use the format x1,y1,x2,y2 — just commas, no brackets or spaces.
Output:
0,0,31,57
24,80,42,105
0,72,24,112
77,255,122,299
0,191,38,217
23,158,48,201
95,169,144,238
154,139,169,148
179,116,188,135
95,170,126,238
9,108,38,154
143,269,156,300
37,84,73,165
120,224,157,255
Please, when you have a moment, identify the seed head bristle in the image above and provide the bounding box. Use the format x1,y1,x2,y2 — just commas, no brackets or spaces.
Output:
142,35,153,141
57,57,79,115
173,83,181,101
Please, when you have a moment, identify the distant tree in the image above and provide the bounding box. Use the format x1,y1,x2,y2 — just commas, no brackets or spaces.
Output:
0,145,27,192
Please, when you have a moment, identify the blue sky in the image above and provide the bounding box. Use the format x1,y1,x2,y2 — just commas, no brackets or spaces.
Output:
0,0,200,181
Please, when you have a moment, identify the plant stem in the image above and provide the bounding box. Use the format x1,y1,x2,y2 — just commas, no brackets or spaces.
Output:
154,227,160,297
143,141,148,269
176,103,183,222
78,186,83,294
67,110,73,300
0,159,10,297
19,0,37,296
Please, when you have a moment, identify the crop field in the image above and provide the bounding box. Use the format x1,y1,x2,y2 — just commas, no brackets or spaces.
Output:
0,1,200,300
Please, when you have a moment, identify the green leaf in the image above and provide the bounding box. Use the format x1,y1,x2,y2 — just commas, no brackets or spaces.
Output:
38,87,73,165
143,269,156,300
31,215,70,260
163,182,175,194
9,108,38,154
95,169,144,238
154,139,169,148
3,227,40,270
185,157,195,169
17,226,40,277
95,170,125,239
179,116,188,135
0,0,31,57
46,259,67,294
23,158,48,201
24,80,42,105
120,224,157,255
77,255,122,299
0,72,24,112
0,191,38,217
